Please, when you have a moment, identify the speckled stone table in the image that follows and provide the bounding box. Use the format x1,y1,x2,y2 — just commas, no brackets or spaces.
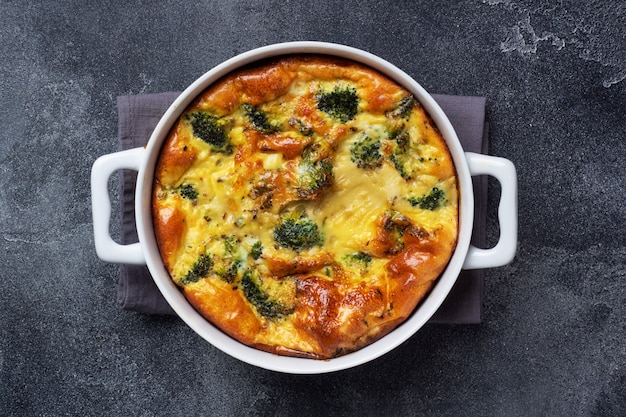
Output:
1,1,624,416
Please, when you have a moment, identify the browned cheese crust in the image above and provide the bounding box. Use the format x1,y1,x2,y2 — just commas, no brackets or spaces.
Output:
152,55,459,359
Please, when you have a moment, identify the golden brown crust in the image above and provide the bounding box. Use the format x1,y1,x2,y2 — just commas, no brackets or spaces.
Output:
183,280,263,342
154,126,198,185
152,55,459,359
152,205,186,270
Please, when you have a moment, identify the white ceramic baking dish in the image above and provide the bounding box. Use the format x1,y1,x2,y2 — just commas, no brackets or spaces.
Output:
91,41,517,374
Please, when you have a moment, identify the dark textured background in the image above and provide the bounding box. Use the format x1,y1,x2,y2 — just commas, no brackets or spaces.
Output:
1,1,624,416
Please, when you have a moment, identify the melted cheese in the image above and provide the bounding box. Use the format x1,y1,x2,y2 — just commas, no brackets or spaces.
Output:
152,55,458,359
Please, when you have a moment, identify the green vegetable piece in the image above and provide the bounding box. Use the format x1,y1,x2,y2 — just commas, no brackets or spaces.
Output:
289,118,314,136
273,216,323,251
222,235,239,254
390,153,409,179
390,129,410,150
388,95,415,119
297,158,334,198
177,184,199,200
295,144,334,198
316,86,359,123
350,135,382,170
213,235,243,283
343,252,373,268
250,241,263,260
389,130,411,179
243,103,279,134
408,187,446,210
241,270,293,319
380,210,413,253
181,254,213,285
185,111,232,154
216,259,241,283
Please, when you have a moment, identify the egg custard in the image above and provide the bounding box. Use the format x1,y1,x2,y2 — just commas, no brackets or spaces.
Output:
152,55,458,359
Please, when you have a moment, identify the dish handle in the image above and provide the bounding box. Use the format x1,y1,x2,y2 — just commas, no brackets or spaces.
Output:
462,152,518,270
91,147,147,265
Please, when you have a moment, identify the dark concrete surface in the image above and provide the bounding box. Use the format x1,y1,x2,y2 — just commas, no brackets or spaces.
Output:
1,1,624,416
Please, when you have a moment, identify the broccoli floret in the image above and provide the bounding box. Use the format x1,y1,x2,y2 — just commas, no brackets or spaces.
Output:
295,144,334,199
289,118,314,136
316,86,359,123
343,252,372,268
177,183,199,200
388,95,415,119
297,158,334,198
241,270,294,319
273,215,323,251
216,259,242,283
250,241,263,260
214,235,243,283
380,210,414,254
350,135,383,170
390,129,410,150
242,103,279,134
185,111,232,154
221,235,239,254
389,130,412,180
408,187,446,210
180,254,213,285
389,153,408,179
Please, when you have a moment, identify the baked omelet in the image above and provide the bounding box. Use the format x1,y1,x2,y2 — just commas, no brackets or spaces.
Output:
152,55,458,359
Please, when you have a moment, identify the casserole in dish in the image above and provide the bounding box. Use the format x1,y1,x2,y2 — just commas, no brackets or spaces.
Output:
92,42,517,373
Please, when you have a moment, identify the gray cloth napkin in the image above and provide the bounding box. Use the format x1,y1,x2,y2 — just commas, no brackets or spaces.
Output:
117,92,488,323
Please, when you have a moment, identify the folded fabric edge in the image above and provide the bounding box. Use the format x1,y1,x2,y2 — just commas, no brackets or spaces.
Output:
428,122,489,324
